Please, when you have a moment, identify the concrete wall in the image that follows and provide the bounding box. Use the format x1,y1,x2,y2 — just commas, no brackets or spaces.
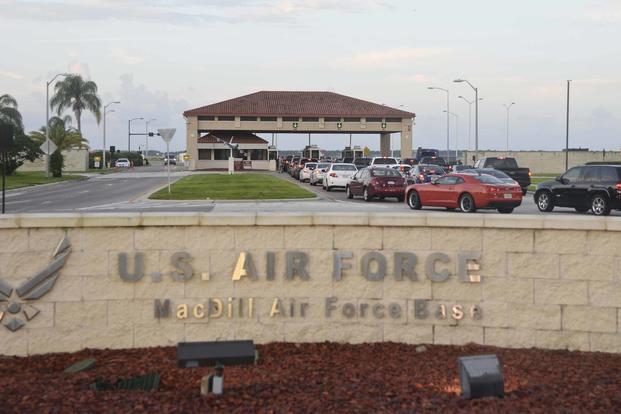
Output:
464,150,621,175
18,149,90,173
2,212,621,356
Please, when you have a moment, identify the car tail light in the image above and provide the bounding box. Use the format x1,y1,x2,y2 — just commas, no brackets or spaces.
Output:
419,174,425,181
486,186,499,193
330,173,337,177
616,183,621,192
528,171,532,176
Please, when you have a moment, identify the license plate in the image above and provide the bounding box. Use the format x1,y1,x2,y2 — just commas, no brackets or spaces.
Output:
503,193,512,199
387,181,395,185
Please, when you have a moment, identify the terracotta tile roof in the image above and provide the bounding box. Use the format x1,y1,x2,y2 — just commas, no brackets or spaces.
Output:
184,91,415,118
198,131,268,144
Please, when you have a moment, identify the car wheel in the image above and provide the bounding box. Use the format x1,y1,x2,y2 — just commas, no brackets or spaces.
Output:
346,186,354,199
407,191,422,210
591,194,611,216
497,207,514,214
535,191,554,212
326,186,332,192
459,193,476,213
522,188,528,196
575,207,589,213
363,187,372,202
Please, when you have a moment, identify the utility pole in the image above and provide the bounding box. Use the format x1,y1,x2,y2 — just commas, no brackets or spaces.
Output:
565,80,571,170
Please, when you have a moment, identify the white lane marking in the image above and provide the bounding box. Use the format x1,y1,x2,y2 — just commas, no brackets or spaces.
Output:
79,190,90,193
41,201,51,205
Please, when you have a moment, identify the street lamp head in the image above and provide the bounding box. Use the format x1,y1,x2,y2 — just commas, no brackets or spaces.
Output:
61,73,72,77
113,101,121,104
427,87,435,90
454,79,464,83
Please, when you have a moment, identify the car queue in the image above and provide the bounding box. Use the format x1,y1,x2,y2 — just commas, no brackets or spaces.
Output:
279,154,621,216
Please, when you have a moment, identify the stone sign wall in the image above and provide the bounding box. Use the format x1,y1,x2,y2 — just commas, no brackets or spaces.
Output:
1,212,621,356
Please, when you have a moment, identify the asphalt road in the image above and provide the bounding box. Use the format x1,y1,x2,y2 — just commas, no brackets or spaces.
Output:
3,167,620,217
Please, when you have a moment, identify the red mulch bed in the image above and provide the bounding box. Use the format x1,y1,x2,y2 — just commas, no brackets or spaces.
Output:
1,342,620,413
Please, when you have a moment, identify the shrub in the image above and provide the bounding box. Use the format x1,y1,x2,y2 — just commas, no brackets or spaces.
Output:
50,150,64,177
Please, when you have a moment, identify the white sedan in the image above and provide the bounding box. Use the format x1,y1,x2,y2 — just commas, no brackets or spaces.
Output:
115,158,131,168
322,163,357,191
299,162,317,182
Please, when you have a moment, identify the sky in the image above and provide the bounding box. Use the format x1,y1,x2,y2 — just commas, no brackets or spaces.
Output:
0,0,620,153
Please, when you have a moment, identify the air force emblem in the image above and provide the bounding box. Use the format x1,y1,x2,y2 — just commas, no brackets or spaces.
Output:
0,236,71,332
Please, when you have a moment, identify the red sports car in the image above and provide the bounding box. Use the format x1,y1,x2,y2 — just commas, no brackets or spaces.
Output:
405,172,523,213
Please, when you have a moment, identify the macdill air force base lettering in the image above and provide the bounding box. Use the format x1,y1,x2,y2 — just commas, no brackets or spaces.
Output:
118,250,483,323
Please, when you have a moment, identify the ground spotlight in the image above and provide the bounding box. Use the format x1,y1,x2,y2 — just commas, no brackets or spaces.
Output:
177,340,257,368
458,354,504,399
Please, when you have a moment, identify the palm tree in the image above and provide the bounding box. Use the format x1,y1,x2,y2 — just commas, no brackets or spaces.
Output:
0,94,24,131
49,75,101,134
30,116,89,151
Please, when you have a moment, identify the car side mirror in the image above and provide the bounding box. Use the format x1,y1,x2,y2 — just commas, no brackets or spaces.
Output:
431,180,438,185
555,176,562,182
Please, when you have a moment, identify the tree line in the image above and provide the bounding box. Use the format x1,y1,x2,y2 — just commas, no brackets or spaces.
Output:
0,74,101,176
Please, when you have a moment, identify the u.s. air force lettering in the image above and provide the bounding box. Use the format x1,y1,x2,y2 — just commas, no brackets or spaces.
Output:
117,250,483,323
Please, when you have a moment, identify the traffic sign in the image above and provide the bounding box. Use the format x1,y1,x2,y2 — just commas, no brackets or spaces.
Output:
158,128,176,143
39,139,57,155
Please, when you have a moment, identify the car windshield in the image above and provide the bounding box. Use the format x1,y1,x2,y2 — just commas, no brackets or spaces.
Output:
332,164,357,171
118,158,129,162
487,158,518,169
306,163,317,169
372,169,401,177
473,174,505,184
316,163,330,169
422,166,445,175
373,158,397,164
480,169,510,179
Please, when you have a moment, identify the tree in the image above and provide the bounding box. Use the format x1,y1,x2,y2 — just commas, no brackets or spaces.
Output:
29,117,88,178
49,75,101,134
0,94,24,131
30,116,89,152
0,94,40,175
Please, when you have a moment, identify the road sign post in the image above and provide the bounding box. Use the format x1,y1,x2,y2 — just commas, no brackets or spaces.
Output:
157,128,176,194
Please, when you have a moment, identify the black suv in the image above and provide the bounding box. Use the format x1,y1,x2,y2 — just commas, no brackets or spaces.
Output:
534,165,621,216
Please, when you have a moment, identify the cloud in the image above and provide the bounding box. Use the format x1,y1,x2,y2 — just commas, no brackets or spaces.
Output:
0,0,392,24
340,47,452,67
68,62,92,79
0,69,23,80
110,48,145,66
582,1,621,25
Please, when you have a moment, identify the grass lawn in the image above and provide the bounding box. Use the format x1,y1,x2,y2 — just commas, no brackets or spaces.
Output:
5,171,84,190
149,173,317,200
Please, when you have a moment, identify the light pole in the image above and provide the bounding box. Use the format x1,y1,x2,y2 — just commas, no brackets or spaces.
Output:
45,73,71,177
503,102,516,152
145,118,156,159
103,101,120,168
128,117,143,152
428,87,450,158
454,79,479,161
443,110,459,162
565,80,571,170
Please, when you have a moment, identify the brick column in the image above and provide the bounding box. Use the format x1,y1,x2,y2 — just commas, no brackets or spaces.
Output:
380,132,391,157
400,118,413,158
186,116,198,170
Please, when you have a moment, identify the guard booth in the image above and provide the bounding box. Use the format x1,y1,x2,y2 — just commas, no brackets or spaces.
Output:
302,145,321,159
341,146,364,160
268,145,278,171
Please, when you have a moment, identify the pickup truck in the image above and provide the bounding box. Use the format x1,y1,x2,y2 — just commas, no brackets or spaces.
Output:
473,157,531,195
